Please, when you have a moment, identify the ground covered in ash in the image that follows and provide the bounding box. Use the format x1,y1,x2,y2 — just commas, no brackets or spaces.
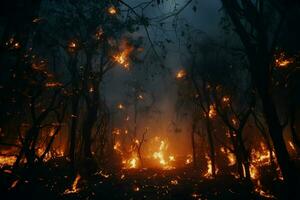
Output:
0,160,283,200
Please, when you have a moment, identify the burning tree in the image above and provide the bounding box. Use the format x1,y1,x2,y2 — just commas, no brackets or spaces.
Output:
220,0,300,197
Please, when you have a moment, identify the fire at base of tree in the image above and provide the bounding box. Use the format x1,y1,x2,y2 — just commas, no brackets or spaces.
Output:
0,0,300,200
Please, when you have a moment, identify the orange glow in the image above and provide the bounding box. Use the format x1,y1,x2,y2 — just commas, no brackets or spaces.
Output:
117,103,125,109
95,28,104,40
108,6,117,15
64,174,81,194
204,153,213,179
275,52,294,68
5,38,21,49
152,139,175,170
67,40,78,53
185,154,193,165
222,96,230,104
208,104,217,119
176,70,186,79
113,43,133,69
170,179,178,185
45,82,63,88
288,141,296,151
220,147,236,166
0,155,16,168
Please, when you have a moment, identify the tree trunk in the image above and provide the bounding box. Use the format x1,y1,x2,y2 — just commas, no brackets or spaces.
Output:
191,118,197,168
69,96,79,172
253,59,298,198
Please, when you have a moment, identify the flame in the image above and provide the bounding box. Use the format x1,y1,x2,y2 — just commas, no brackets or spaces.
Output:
117,103,125,109
275,52,294,68
113,141,122,155
288,141,296,151
255,180,276,199
36,147,65,162
5,38,21,49
152,139,175,170
138,94,144,100
222,96,230,104
45,82,63,88
133,186,140,192
0,155,16,168
185,154,193,165
170,179,178,185
208,104,217,119
108,6,117,15
176,70,186,79
64,174,81,194
67,40,78,53
204,153,213,179
128,154,138,169
220,147,236,166
95,28,104,40
113,128,121,135
113,44,133,69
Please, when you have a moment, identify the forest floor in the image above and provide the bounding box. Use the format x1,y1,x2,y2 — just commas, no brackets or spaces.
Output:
0,159,285,200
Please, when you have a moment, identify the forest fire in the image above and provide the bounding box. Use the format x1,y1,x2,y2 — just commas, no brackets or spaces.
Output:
1,1,300,200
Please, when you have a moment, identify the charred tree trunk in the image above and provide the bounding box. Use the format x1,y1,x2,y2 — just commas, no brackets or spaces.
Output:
253,59,298,197
191,117,197,168
69,96,79,171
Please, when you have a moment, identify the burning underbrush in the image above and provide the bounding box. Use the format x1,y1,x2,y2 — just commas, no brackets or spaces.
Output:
0,129,294,200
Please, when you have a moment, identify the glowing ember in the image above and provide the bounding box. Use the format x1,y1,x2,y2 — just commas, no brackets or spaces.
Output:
5,38,21,49
0,155,17,168
36,147,65,162
133,186,140,192
113,128,121,135
117,103,125,109
10,180,19,189
208,104,217,119
95,28,104,40
176,69,186,79
96,170,110,178
67,40,78,53
288,141,296,151
255,180,276,199
45,82,63,88
275,52,294,68
220,147,236,166
64,174,81,194
113,141,122,154
108,6,117,15
185,154,193,165
170,179,178,185
138,94,144,100
222,96,230,104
